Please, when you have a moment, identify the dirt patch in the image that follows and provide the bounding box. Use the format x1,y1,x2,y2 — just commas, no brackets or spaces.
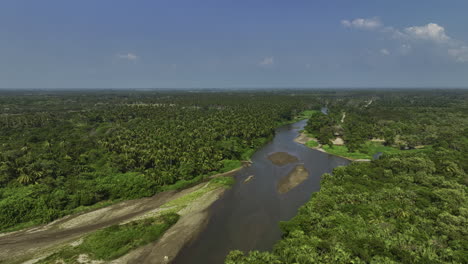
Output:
332,137,345,146
277,165,310,194
341,112,346,123
294,133,312,145
365,99,374,108
207,166,243,179
268,152,299,166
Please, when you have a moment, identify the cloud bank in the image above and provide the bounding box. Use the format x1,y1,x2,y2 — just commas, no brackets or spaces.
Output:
341,18,382,30
404,23,450,43
342,17,468,62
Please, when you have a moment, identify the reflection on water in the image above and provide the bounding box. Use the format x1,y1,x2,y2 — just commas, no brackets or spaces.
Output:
173,119,349,264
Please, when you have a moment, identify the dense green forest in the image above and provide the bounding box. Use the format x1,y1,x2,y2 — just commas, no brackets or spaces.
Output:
226,90,468,263
305,91,467,155
0,91,318,231
1,90,466,264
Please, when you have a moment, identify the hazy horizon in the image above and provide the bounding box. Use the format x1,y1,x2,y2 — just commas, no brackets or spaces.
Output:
1,86,468,91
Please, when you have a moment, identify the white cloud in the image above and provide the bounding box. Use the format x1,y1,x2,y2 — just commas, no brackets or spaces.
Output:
342,17,468,63
341,17,382,30
404,23,450,43
448,46,468,62
380,48,390,55
258,56,274,66
117,53,138,61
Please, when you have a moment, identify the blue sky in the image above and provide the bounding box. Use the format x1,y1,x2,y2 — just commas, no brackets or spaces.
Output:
1,0,468,89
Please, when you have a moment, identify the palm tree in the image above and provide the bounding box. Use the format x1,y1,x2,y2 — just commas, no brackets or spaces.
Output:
17,173,32,185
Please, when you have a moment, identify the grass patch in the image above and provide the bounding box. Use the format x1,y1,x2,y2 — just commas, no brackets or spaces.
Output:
300,129,317,138
71,199,120,215
158,175,204,192
293,110,320,121
306,139,319,148
0,220,40,234
39,213,179,263
322,141,431,160
220,159,242,173
210,176,235,187
161,177,233,210
159,159,240,192
322,145,371,159
159,159,241,192
241,148,256,160
300,110,320,118
277,110,320,126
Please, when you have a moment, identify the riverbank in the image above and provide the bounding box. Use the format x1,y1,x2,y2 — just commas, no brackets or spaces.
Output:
0,167,242,264
295,132,431,162
294,132,371,162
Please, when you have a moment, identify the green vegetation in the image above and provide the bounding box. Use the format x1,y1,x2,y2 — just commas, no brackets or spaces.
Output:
39,213,179,263
226,90,468,264
220,159,243,173
322,141,431,160
305,139,319,148
294,110,320,121
303,91,466,160
161,177,234,212
157,159,239,192
321,144,370,159
157,175,204,192
1,90,466,263
210,176,235,187
0,91,317,231
227,150,467,263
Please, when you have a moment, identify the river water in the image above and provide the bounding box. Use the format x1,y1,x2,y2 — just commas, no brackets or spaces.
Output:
173,119,350,264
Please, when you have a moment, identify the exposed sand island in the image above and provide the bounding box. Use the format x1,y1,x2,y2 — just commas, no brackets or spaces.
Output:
277,165,310,194
267,152,299,166
243,175,255,183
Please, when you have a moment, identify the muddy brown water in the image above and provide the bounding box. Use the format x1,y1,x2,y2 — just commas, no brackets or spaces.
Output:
173,119,349,264
267,152,299,166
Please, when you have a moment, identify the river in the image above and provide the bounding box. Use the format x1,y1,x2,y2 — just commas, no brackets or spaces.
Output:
173,119,350,264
